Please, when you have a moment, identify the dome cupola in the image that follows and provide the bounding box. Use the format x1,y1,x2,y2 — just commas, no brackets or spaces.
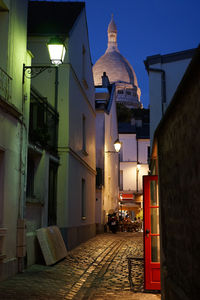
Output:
107,14,118,52
93,15,142,108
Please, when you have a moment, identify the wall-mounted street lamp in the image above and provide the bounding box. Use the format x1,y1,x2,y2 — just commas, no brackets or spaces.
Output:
114,139,121,153
137,163,141,171
23,37,66,84
105,139,122,154
47,37,66,66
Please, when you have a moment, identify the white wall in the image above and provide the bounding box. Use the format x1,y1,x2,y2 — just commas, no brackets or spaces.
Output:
138,139,149,163
120,134,137,162
27,6,96,248
119,134,150,192
95,86,119,226
149,58,192,145
104,97,119,214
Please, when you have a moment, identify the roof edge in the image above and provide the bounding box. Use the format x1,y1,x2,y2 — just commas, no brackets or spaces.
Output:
144,47,196,69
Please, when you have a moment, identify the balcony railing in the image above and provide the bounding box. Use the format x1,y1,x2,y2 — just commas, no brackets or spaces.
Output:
29,88,59,154
0,67,12,102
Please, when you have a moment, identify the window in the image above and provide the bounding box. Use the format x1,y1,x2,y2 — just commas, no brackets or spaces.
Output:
126,90,131,95
82,45,86,78
82,115,87,154
82,45,88,89
148,146,150,163
48,162,58,226
81,179,86,220
109,33,116,42
118,90,124,94
26,157,35,198
96,168,104,188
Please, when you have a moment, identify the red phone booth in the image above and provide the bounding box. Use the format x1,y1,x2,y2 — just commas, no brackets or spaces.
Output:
143,175,161,290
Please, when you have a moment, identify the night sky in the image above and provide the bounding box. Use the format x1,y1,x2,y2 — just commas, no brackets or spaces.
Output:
32,0,200,108
85,0,200,108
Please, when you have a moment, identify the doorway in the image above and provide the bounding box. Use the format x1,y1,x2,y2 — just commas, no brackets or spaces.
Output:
143,175,160,290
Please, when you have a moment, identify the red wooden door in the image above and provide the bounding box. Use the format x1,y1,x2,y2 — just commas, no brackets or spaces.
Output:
143,175,160,290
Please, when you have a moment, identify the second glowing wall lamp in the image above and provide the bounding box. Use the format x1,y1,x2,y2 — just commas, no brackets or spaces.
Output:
23,37,66,83
105,138,122,153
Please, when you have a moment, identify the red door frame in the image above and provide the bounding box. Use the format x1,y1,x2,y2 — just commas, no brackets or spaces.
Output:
143,175,160,290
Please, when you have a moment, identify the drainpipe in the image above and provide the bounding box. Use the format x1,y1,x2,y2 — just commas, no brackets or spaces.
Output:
147,67,166,116
136,138,139,193
54,67,59,148
55,66,59,111
17,88,28,273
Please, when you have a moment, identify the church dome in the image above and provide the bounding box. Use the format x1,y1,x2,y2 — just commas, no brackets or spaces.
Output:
93,51,138,86
93,15,138,87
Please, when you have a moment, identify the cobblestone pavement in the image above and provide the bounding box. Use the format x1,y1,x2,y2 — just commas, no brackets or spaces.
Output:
0,232,161,300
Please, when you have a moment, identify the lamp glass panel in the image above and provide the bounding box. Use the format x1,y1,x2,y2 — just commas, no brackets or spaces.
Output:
61,47,66,62
48,44,65,65
114,142,121,152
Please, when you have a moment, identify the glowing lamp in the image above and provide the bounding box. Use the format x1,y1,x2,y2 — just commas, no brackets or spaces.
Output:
114,139,121,153
137,163,141,171
47,38,66,66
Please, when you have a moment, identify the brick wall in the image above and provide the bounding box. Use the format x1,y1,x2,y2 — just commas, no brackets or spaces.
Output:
156,49,200,300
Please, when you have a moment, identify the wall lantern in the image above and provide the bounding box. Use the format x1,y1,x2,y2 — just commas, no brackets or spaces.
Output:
105,138,121,153
47,37,66,66
137,163,141,171
113,138,121,153
23,37,66,83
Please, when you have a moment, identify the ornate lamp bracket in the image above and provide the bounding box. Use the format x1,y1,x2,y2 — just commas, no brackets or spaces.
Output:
23,64,54,83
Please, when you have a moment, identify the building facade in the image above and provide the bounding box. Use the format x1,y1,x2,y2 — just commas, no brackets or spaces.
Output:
118,109,150,218
150,47,200,300
27,1,96,253
0,0,31,280
95,83,120,233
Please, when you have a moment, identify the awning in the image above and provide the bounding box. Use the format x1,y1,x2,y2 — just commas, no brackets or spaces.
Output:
119,193,134,201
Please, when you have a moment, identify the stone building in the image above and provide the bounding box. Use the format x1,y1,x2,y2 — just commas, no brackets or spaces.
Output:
150,46,200,300
93,15,142,109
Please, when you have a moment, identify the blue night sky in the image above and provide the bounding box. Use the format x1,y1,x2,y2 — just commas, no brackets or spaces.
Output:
84,0,200,108
34,0,200,108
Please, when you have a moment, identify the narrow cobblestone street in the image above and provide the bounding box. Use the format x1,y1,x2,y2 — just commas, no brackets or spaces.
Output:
0,232,161,300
